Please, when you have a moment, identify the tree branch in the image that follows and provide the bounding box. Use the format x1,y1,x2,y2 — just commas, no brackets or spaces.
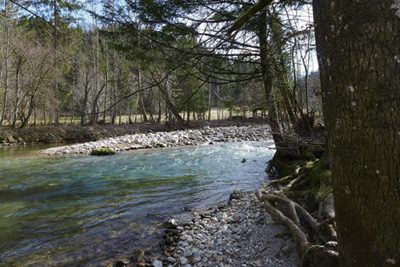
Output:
226,0,273,36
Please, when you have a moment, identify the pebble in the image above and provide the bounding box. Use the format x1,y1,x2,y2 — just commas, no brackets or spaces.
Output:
41,125,271,155
179,256,188,265
167,257,176,263
152,259,163,267
163,192,300,267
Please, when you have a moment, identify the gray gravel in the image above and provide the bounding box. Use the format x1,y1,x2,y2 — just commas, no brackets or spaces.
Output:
163,192,299,267
40,125,271,155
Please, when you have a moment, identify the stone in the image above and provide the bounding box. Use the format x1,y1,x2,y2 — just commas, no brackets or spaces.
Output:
164,219,178,228
281,245,292,255
184,250,193,257
166,228,179,235
90,148,116,156
193,255,202,262
266,219,276,225
180,256,189,265
211,217,219,223
299,245,339,267
152,259,163,267
132,248,145,262
166,236,174,244
167,257,176,263
115,259,129,267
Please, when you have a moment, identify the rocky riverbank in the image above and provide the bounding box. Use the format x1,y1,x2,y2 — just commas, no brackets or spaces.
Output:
163,191,299,267
0,118,268,147
40,125,271,155
125,190,298,267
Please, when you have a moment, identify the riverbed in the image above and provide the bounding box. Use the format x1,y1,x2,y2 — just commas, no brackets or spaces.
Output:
0,139,275,266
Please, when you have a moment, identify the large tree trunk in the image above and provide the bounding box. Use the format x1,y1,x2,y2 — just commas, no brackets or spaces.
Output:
313,0,400,265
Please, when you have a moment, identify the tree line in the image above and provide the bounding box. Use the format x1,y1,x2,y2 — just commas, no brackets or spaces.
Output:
0,0,319,129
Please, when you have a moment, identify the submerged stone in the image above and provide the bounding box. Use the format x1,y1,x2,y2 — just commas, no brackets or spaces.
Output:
132,248,145,262
115,258,129,267
229,189,245,201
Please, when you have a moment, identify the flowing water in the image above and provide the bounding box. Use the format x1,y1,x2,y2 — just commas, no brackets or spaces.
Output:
0,140,275,266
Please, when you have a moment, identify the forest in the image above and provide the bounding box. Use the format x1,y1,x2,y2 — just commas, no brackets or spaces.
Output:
0,0,319,129
1,0,400,266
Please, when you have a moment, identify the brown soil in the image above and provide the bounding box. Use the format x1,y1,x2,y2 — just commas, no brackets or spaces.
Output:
0,118,268,146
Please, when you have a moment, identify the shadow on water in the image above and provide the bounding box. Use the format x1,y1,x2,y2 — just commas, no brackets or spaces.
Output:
0,140,275,266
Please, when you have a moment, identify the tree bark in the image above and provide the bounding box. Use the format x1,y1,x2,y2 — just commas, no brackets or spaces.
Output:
12,57,22,128
53,0,59,125
313,0,400,265
1,0,10,126
258,10,283,145
138,68,148,122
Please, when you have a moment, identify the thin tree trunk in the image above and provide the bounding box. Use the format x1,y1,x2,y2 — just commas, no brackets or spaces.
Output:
53,0,59,125
138,68,148,122
118,104,122,125
158,91,162,122
34,107,37,126
1,0,10,126
111,54,117,125
258,10,283,145
12,59,22,128
129,95,132,123
208,84,211,121
103,48,109,123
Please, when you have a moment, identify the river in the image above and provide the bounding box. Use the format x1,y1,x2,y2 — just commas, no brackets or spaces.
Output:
0,140,275,266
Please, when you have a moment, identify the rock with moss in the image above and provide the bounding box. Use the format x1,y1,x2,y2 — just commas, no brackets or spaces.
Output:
90,148,116,156
132,248,145,262
0,133,9,144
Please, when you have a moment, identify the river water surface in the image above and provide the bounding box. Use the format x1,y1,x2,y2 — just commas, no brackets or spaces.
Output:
0,140,275,266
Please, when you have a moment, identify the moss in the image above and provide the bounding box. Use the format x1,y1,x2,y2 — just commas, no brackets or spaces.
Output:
132,248,144,262
306,158,332,197
275,231,292,239
0,133,9,143
290,228,303,256
90,148,116,156
268,156,307,178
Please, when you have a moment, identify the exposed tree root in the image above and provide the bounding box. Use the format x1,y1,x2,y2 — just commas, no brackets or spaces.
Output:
256,161,338,266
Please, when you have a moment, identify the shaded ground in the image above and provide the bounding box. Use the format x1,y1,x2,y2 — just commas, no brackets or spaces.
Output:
0,118,268,146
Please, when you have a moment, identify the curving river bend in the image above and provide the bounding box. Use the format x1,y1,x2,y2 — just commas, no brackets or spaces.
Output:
0,140,275,266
